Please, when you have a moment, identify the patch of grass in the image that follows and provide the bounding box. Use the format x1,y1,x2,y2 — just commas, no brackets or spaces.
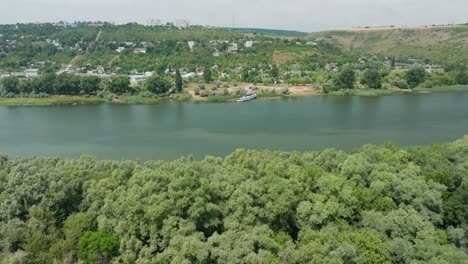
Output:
206,95,237,102
414,85,468,93
328,89,403,96
0,96,105,106
116,95,166,104
176,94,193,102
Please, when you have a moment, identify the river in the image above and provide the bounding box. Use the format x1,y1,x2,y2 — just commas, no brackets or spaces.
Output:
1,93,467,160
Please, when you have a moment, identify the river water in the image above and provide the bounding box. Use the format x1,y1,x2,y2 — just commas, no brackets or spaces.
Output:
1,93,467,160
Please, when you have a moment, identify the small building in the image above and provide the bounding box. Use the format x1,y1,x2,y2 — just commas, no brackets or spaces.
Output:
134,48,147,54
306,41,317,46
115,47,125,53
11,72,26,78
129,75,149,84
227,43,238,53
244,41,254,48
188,41,196,50
24,69,39,78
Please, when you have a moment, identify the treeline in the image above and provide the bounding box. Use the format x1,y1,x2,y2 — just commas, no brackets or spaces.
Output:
1,138,468,263
322,65,468,91
0,74,179,99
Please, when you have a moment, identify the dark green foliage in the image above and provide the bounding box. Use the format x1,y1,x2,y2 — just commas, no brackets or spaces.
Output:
80,76,101,95
271,64,279,78
106,76,131,94
0,76,20,94
78,229,119,264
175,69,183,93
406,67,427,88
145,75,172,94
335,65,356,89
362,68,382,89
1,138,468,263
203,67,213,83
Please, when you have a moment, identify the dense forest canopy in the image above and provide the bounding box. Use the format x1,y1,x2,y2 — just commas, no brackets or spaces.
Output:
1,137,468,263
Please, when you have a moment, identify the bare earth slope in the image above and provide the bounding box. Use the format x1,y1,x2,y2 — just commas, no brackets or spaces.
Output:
308,25,468,63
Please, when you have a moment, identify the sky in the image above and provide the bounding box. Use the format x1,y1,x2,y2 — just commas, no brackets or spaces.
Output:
1,0,467,32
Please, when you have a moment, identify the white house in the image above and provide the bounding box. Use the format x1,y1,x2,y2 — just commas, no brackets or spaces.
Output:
227,43,238,53
116,47,125,53
24,69,39,78
244,41,255,48
188,41,196,50
134,48,146,54
306,41,317,46
129,75,149,84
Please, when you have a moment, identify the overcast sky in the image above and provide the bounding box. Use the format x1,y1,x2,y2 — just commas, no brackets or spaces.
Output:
1,0,467,32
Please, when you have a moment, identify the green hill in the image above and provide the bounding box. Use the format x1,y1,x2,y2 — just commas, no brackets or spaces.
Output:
228,27,308,38
308,25,468,64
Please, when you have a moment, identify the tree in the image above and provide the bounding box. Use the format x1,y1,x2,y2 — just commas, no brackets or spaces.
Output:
455,71,468,85
145,75,171,94
406,67,426,88
0,76,20,94
270,64,279,78
107,76,130,94
175,69,183,93
204,67,213,83
80,76,101,94
78,229,119,264
335,65,356,89
362,69,382,89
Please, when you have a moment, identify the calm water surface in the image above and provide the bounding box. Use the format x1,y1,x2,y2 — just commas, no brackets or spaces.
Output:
1,93,467,160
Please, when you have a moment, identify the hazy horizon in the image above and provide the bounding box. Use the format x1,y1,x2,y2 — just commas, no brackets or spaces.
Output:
1,0,467,32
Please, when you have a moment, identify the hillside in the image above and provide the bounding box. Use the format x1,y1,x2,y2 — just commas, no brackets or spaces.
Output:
228,27,308,38
308,25,468,64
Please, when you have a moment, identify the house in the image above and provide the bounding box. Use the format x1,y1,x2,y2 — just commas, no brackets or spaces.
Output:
213,50,221,57
115,47,125,53
187,41,196,50
134,48,146,54
24,69,39,78
0,69,10,78
129,75,149,84
10,72,26,78
306,41,317,46
244,41,254,48
227,43,238,53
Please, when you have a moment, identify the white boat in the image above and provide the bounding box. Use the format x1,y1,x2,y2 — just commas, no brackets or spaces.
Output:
237,94,257,102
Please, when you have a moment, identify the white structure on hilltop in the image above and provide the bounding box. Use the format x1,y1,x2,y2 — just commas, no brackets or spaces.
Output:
188,41,196,50
145,19,162,26
115,47,125,53
175,19,190,28
244,41,255,48
227,43,238,53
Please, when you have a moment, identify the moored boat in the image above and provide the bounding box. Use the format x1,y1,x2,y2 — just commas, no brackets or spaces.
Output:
237,94,257,102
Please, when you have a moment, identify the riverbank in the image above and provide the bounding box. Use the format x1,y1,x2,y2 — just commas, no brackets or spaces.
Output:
0,85,467,106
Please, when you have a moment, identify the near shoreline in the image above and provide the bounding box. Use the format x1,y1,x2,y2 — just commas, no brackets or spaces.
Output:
0,85,467,106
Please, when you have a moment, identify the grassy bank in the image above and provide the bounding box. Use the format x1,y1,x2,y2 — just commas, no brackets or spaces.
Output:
327,88,408,96
414,85,468,93
1,85,467,106
0,96,106,106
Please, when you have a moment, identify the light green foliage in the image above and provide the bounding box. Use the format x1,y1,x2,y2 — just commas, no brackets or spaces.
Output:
0,138,467,262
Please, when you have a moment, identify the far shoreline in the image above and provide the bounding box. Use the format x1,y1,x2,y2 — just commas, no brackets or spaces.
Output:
0,85,467,106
